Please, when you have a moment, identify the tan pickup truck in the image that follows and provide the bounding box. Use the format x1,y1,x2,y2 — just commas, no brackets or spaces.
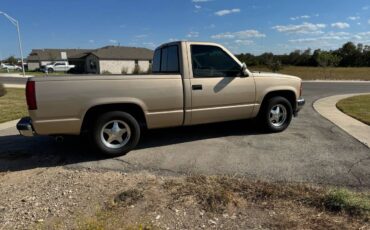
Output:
17,41,305,156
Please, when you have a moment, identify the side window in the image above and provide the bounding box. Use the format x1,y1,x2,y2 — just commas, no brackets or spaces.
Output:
152,45,180,73
152,49,161,73
191,45,241,77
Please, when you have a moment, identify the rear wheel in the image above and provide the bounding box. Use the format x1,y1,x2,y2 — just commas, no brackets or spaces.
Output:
91,111,141,156
48,68,54,73
260,96,293,132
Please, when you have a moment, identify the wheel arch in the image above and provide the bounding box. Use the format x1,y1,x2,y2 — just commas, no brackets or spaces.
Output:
81,103,147,133
260,90,297,112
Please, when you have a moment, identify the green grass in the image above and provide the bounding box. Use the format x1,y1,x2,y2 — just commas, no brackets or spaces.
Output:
323,189,370,217
0,88,28,123
337,94,370,125
249,66,370,81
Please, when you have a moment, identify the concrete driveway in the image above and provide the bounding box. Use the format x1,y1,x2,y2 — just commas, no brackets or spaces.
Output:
0,82,369,188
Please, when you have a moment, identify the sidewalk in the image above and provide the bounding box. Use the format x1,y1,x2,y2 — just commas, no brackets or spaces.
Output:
314,93,370,148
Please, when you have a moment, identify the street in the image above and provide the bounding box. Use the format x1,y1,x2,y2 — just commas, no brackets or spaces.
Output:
0,82,369,188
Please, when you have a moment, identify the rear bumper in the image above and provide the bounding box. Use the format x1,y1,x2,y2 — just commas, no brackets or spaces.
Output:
294,98,305,116
17,117,35,137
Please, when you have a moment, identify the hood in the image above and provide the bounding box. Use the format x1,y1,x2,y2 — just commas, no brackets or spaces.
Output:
252,71,301,80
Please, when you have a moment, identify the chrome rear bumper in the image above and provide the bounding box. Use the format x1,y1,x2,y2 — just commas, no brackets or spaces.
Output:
17,117,35,137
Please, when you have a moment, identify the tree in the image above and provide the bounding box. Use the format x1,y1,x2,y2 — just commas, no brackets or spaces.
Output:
3,56,17,65
315,51,341,79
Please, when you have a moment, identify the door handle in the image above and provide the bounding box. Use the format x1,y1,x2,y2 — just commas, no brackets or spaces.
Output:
192,85,203,90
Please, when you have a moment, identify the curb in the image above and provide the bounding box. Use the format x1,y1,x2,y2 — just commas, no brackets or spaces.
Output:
3,84,25,89
0,119,20,131
313,93,370,148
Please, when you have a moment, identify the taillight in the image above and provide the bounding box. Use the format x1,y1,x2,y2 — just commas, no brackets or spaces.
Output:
26,81,37,110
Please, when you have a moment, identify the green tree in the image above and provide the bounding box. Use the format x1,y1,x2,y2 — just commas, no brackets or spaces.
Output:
4,56,17,65
316,51,341,79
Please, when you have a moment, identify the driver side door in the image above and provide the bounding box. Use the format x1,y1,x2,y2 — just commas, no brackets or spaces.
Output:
189,45,256,125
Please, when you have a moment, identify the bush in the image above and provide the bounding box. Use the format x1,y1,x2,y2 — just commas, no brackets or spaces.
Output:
0,84,6,97
121,67,128,75
132,65,141,74
102,70,112,75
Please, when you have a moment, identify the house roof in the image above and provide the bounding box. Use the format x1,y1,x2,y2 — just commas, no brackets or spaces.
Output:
27,46,154,62
27,49,93,62
90,46,153,60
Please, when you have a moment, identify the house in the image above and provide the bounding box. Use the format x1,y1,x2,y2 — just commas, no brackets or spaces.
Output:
27,46,154,74
27,49,92,72
85,46,153,74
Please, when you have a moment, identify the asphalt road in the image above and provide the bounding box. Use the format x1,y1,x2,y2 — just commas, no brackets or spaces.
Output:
0,82,369,189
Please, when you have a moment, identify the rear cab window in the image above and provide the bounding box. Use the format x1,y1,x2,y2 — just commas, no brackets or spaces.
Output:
152,45,180,74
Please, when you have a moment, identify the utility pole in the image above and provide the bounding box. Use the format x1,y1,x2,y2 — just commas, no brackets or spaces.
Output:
0,11,26,77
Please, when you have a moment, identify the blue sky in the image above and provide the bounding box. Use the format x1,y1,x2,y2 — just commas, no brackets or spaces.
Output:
0,0,369,58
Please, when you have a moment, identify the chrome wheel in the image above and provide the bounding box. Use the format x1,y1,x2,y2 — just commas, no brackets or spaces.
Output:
100,120,131,149
269,104,287,127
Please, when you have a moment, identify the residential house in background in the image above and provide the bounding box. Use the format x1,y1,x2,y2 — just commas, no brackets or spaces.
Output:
85,46,153,74
27,46,153,74
27,49,92,72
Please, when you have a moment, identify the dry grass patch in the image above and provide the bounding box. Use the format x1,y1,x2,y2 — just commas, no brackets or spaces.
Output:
0,88,27,123
337,94,370,125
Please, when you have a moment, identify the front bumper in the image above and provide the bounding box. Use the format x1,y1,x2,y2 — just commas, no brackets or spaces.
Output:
294,98,305,116
17,117,35,137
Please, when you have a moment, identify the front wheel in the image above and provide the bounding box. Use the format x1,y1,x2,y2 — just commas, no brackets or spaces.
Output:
91,111,141,156
260,96,293,133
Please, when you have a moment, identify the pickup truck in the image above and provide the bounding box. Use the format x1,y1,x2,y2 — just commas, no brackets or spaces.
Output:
40,61,75,73
17,41,305,156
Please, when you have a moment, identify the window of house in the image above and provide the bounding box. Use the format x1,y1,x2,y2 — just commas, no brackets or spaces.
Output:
191,45,241,78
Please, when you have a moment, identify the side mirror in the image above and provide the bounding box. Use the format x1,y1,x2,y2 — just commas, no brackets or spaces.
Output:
241,63,249,77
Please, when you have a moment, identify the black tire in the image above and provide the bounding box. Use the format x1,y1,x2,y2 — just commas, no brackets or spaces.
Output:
48,68,54,73
259,96,293,133
91,111,141,157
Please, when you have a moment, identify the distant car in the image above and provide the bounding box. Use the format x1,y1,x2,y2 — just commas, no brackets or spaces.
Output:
0,63,22,71
40,61,75,73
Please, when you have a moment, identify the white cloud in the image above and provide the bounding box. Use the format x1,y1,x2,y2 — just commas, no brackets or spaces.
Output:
187,31,199,38
273,22,326,34
192,0,211,2
109,39,118,44
88,40,95,43
135,34,147,38
142,42,156,48
348,16,360,21
290,15,311,20
195,5,201,9
211,30,266,39
331,22,350,29
215,8,240,16
363,6,369,10
368,19,370,24
234,40,254,45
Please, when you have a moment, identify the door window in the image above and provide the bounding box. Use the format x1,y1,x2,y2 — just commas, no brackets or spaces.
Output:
191,45,241,78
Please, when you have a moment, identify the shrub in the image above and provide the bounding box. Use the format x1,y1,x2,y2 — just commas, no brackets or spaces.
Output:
132,65,141,75
102,70,112,75
0,84,6,97
121,67,128,75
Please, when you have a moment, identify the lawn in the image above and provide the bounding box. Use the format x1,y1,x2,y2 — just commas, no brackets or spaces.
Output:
337,94,370,125
249,66,370,81
0,88,28,123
